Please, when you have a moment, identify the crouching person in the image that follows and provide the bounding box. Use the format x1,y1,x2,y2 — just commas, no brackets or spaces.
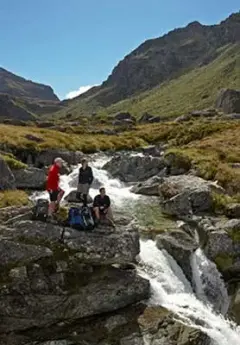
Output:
93,187,115,227
46,157,65,218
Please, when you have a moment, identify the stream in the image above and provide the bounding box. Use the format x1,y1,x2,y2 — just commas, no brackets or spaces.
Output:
32,154,240,345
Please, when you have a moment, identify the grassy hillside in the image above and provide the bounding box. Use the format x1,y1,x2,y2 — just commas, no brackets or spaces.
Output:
55,44,240,120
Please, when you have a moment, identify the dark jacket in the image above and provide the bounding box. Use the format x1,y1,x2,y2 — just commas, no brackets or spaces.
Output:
78,166,93,184
93,194,111,209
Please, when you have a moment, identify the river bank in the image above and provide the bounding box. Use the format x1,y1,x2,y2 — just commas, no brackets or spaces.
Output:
0,152,240,344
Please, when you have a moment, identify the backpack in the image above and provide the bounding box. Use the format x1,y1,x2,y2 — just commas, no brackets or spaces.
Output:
32,198,49,222
81,206,95,230
68,206,95,231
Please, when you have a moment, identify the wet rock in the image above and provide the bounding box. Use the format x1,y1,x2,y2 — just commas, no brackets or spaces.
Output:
0,156,15,189
156,230,198,281
12,167,46,190
229,283,240,324
64,190,93,204
204,219,240,277
131,175,165,196
103,154,166,182
159,175,223,216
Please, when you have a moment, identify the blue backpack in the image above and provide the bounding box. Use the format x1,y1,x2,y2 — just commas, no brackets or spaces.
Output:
68,206,95,231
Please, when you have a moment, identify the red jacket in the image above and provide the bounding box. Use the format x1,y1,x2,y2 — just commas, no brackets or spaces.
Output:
46,164,60,191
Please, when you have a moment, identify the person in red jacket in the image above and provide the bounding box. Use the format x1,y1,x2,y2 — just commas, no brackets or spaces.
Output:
46,157,65,216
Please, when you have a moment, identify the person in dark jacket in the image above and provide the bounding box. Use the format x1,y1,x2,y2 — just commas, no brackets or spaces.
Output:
93,187,114,227
77,159,93,206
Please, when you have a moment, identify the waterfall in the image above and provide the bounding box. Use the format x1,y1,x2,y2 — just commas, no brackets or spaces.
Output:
32,154,240,345
139,240,240,345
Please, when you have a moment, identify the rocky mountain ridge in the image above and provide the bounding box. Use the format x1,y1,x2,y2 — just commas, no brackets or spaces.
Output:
0,67,59,102
66,12,240,110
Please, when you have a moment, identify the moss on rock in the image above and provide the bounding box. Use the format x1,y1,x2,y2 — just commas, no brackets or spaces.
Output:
214,253,233,271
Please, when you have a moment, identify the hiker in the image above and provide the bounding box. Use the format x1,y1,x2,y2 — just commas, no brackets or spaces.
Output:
77,158,93,206
93,187,114,226
46,157,65,216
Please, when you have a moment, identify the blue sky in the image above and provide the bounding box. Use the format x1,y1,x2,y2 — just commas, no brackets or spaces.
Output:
0,0,239,100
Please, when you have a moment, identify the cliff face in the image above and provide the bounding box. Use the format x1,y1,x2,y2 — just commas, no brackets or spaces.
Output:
0,67,59,102
77,12,240,106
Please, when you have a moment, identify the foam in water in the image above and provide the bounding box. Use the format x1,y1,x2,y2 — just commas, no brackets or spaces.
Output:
32,154,240,345
139,240,240,345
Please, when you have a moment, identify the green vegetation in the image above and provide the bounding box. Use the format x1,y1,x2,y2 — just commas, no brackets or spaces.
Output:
227,228,240,243
214,253,233,272
0,190,29,208
0,152,27,170
55,44,240,120
0,118,239,195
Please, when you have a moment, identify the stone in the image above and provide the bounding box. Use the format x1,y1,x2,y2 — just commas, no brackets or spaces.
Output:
0,156,15,189
156,230,198,281
204,219,240,277
131,175,165,196
141,145,161,156
114,112,134,121
215,89,240,114
0,220,141,265
103,154,166,182
226,203,240,219
64,190,93,204
12,167,46,190
0,220,149,337
35,149,84,167
158,175,223,217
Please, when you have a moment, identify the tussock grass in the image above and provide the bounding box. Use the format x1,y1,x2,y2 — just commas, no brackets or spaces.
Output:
0,190,29,208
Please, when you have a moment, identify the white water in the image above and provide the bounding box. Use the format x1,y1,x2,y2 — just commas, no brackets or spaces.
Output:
33,154,240,345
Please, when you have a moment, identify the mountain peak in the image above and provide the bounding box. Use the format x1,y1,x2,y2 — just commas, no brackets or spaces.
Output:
0,67,59,102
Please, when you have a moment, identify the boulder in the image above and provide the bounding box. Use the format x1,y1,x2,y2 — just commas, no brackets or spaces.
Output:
224,113,240,120
156,230,198,282
138,113,161,123
191,109,218,117
215,89,240,114
64,189,93,204
204,219,240,277
0,220,149,336
113,119,135,127
175,114,191,122
35,149,84,167
12,167,46,189
158,175,223,217
103,154,166,182
0,156,15,189
131,175,165,196
114,112,134,121
0,220,141,265
141,145,162,156
226,203,240,219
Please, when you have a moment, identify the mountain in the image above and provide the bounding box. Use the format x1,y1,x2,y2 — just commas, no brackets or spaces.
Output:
0,67,59,102
56,12,240,120
0,68,64,121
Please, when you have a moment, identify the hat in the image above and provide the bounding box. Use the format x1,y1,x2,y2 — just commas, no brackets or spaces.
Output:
54,157,65,164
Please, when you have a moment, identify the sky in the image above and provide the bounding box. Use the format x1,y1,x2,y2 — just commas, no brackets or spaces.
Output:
0,0,239,100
